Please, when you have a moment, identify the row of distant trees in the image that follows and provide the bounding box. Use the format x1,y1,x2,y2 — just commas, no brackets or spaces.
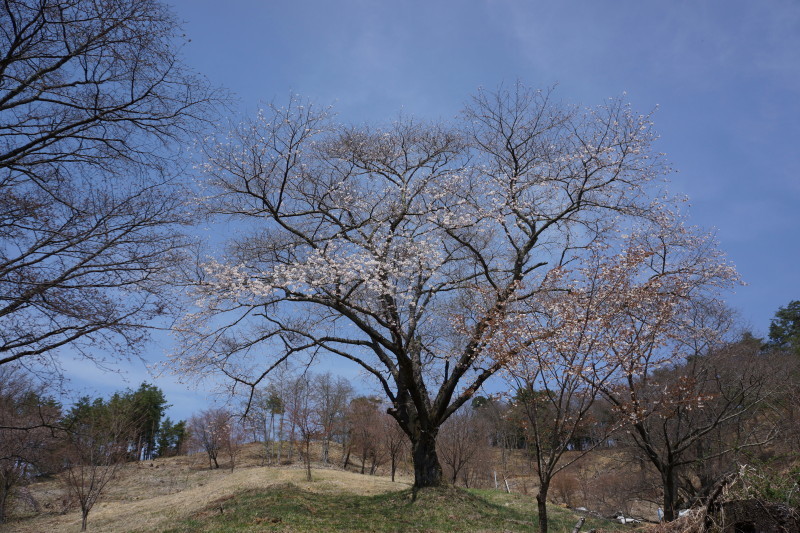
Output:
187,370,409,482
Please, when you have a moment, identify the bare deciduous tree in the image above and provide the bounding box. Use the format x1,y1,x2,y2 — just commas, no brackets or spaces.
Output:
188,408,232,470
381,411,409,482
347,396,384,476
285,374,320,481
0,0,220,373
504,364,612,533
62,396,138,532
243,365,293,465
241,385,284,464
223,416,245,472
437,406,488,485
314,372,352,465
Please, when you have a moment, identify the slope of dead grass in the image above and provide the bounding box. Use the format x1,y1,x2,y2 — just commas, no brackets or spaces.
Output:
6,442,641,532
6,445,413,533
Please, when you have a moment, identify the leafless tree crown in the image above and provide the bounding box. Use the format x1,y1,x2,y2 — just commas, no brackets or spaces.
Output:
0,0,221,371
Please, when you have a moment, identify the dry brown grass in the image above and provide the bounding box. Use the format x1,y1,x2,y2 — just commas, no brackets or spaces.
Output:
478,445,661,519
5,443,412,533
6,441,672,530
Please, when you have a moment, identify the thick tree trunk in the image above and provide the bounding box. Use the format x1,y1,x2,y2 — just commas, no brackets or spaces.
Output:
81,508,89,531
390,386,445,488
411,430,443,488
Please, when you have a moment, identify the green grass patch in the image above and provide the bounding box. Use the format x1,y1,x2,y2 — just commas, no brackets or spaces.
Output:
161,483,630,532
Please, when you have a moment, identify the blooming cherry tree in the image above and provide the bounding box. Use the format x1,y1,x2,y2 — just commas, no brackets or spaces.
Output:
174,85,698,488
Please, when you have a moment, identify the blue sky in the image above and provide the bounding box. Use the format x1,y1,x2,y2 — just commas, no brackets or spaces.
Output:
67,0,800,420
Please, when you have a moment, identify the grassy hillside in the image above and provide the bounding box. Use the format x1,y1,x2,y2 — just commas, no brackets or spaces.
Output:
163,484,623,533
5,444,633,532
